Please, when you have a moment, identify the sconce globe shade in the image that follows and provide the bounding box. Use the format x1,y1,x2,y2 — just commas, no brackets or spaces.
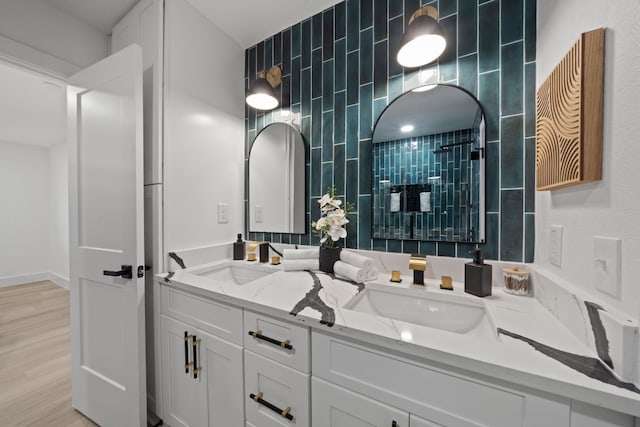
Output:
397,14,447,68
246,78,279,110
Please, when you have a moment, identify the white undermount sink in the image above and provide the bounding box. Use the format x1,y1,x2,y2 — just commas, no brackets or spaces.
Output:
188,262,277,285
344,284,495,336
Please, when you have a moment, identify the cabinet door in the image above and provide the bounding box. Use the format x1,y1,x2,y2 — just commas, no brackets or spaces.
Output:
203,331,244,427
161,316,207,427
312,377,409,427
245,350,310,427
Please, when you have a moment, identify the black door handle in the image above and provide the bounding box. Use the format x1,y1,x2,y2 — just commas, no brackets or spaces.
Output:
103,265,133,279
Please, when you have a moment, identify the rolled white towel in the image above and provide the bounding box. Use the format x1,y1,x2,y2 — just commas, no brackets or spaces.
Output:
340,250,374,270
283,248,319,259
420,191,431,212
390,192,401,212
364,267,378,282
283,258,319,271
334,261,366,283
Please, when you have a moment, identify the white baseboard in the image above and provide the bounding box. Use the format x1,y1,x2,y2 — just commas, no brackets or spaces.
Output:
0,272,50,288
0,271,70,289
48,272,69,289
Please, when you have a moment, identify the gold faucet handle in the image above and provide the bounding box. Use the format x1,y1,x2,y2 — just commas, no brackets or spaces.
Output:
246,242,260,252
409,254,426,271
440,275,453,290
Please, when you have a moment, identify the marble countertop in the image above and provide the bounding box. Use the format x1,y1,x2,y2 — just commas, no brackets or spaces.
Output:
160,259,640,417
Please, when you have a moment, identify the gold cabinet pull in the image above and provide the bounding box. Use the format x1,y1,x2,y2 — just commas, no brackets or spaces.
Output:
247,329,293,350
192,335,202,379
249,392,294,421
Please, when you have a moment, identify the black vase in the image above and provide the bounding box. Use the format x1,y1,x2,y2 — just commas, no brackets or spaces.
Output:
319,247,342,273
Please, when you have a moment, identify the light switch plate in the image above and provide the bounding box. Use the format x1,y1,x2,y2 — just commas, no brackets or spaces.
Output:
217,203,229,224
593,236,621,298
255,205,264,223
549,225,563,267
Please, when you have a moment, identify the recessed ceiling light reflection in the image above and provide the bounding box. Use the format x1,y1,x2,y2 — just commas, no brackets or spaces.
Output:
412,84,437,92
400,124,414,133
401,331,413,342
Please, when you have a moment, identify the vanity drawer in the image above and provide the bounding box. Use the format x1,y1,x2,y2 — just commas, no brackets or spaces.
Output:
312,332,524,427
244,310,310,372
244,350,310,427
160,285,243,345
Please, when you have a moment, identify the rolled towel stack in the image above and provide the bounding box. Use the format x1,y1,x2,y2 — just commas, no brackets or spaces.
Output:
283,248,319,259
282,248,320,271
333,261,366,282
283,258,319,271
340,250,373,269
335,250,377,282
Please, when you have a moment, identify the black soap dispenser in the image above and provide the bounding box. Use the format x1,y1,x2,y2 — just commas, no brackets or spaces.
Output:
233,234,245,260
464,249,492,297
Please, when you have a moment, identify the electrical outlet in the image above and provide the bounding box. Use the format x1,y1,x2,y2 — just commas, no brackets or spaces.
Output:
549,225,563,267
255,205,264,223
217,203,229,224
593,236,621,298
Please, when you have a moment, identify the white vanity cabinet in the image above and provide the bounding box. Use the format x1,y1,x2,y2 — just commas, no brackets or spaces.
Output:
160,286,244,427
243,310,311,427
311,331,570,427
311,331,638,427
158,279,637,427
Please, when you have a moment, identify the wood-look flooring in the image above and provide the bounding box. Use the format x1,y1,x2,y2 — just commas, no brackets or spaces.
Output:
0,281,97,427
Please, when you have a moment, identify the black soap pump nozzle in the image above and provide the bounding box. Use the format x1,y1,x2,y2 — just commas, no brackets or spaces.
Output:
233,233,246,260
471,249,484,265
464,248,492,297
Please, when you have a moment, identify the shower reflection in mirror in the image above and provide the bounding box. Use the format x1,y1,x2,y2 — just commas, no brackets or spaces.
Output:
372,84,486,243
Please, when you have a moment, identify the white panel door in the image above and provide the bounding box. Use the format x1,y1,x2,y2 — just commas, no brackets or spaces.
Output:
68,44,145,427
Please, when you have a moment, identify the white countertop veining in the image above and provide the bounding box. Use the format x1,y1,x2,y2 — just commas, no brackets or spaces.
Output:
160,259,640,417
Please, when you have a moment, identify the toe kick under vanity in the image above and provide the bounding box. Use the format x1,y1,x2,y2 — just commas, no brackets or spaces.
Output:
157,260,640,427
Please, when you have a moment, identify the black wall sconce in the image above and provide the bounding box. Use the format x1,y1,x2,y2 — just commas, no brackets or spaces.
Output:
246,66,282,110
397,6,447,68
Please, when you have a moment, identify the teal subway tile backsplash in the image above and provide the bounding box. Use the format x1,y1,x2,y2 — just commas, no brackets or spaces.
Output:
501,0,524,44
501,42,524,116
501,115,524,189
479,70,499,141
501,189,524,261
478,1,499,73
458,0,477,57
245,0,536,262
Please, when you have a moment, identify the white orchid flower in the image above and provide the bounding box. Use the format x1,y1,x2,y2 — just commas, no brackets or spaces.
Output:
317,194,332,207
328,224,347,241
315,217,327,230
313,188,352,248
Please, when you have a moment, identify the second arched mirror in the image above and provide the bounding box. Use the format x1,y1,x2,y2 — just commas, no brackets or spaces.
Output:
371,84,485,243
249,122,306,234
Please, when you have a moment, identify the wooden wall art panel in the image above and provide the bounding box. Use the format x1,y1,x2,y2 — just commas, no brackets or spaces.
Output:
536,28,605,190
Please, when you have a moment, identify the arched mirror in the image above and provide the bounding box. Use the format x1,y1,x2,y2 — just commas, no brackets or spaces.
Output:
372,84,485,243
249,122,306,234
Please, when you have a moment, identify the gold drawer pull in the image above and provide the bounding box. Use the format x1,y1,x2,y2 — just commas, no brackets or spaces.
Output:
249,392,294,421
248,329,293,350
